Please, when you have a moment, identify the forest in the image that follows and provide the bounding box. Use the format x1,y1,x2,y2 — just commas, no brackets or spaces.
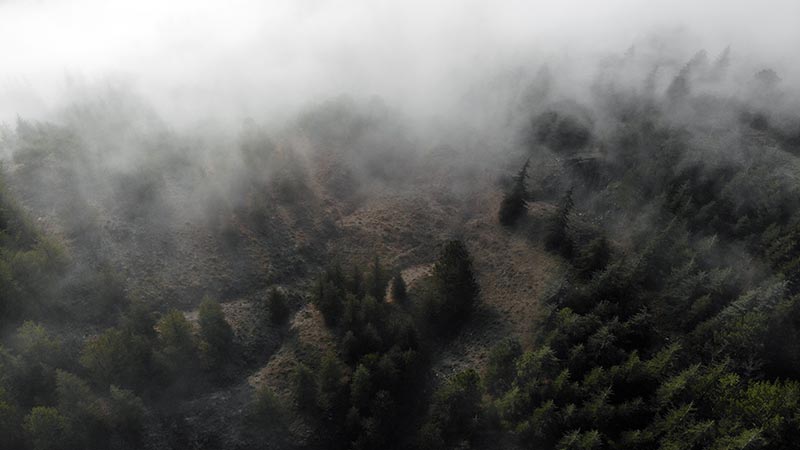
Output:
2,7,800,449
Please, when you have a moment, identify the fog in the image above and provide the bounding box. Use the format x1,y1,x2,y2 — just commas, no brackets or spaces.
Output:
2,0,799,128
4,3,800,449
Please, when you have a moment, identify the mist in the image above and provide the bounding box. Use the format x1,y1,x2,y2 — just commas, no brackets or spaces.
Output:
2,0,799,128
3,2,800,450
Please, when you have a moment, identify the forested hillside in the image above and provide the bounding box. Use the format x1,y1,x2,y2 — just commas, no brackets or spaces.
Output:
2,45,800,450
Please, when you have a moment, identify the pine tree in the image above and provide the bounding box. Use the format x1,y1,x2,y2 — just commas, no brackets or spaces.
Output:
313,277,344,326
266,288,290,325
367,256,388,301
390,274,407,303
349,265,366,299
198,297,234,371
546,188,574,258
430,240,480,330
499,159,530,226
293,364,317,411
574,236,611,278
317,352,345,413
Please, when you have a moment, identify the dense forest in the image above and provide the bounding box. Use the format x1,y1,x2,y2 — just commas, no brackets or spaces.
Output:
2,44,800,450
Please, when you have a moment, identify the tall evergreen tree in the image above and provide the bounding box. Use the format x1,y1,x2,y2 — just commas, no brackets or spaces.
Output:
367,256,388,301
349,265,366,299
499,158,530,226
429,240,480,331
198,297,234,371
266,288,290,325
574,236,611,278
546,188,574,258
390,273,407,303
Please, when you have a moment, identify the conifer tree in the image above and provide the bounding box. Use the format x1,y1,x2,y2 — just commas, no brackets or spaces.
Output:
266,288,290,325
499,158,530,226
367,256,388,301
390,273,407,303
349,265,366,299
198,297,234,371
575,236,611,278
429,240,480,330
546,188,574,258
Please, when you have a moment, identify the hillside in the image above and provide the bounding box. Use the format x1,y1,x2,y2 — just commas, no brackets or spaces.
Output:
3,51,800,450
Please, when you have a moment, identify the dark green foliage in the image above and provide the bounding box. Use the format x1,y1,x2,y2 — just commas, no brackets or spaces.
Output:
307,260,426,449
8,57,800,450
119,301,157,340
293,364,317,412
317,352,347,413
313,266,347,326
251,384,289,437
420,369,483,448
574,236,611,279
155,310,197,378
486,211,800,449
499,159,530,226
350,364,373,411
53,370,99,448
390,274,407,303
485,338,522,395
198,297,234,371
24,407,68,450
427,240,480,332
0,176,66,329
106,386,147,444
367,256,388,301
266,288,290,325
546,188,574,258
80,327,155,390
348,265,366,300
0,389,22,449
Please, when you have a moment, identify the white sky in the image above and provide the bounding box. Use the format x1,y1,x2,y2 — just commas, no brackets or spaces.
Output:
0,0,798,124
